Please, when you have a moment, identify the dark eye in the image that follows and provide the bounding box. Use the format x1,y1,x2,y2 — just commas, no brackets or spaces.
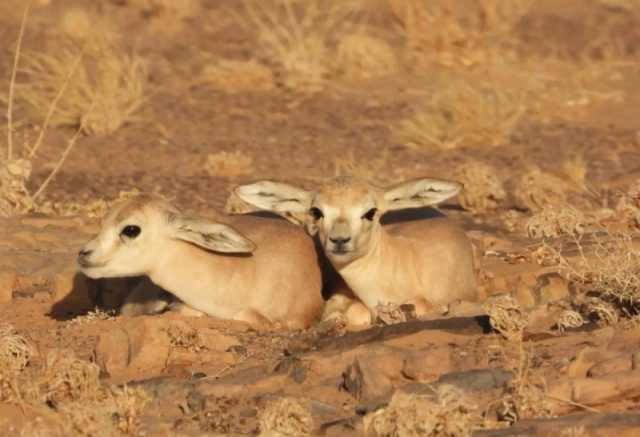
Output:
362,208,377,221
120,225,141,238
309,207,324,220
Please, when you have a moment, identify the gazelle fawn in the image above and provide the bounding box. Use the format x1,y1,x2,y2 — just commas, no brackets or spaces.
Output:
77,194,323,329
234,176,478,325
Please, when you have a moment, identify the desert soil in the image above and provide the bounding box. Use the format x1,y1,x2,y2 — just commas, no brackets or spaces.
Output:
2,0,640,436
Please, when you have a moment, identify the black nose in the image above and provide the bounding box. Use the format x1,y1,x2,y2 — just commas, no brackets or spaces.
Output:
330,237,351,245
78,249,92,258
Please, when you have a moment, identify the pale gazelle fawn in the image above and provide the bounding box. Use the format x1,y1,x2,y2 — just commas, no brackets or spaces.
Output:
77,194,323,329
234,176,478,325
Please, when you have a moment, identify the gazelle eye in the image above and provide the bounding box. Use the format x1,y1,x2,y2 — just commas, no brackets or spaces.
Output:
309,207,324,220
362,208,377,221
120,225,141,238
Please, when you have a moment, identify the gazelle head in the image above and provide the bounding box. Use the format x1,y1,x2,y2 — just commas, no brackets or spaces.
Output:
234,176,461,267
77,194,256,279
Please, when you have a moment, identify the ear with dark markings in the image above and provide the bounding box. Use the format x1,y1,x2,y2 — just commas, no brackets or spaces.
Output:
383,178,462,211
170,216,256,253
232,181,312,227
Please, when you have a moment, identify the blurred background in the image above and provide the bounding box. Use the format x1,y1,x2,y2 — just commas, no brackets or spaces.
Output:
1,0,639,224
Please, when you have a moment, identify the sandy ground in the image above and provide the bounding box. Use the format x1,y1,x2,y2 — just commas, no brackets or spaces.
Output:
2,0,640,435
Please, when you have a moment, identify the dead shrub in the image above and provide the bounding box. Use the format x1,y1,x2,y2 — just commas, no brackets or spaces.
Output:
205,151,254,178
334,34,398,80
258,397,313,436
453,160,505,214
396,80,526,149
199,59,275,92
363,385,475,437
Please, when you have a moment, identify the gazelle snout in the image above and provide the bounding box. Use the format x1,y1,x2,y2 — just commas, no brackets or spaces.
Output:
327,219,353,253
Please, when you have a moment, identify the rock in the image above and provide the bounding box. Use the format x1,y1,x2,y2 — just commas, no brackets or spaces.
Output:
589,354,632,377
401,347,453,382
94,317,170,381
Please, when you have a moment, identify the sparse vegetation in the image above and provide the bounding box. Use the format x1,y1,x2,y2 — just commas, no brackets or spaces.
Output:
396,80,526,149
258,397,313,436
205,151,254,178
454,160,506,214
363,386,476,437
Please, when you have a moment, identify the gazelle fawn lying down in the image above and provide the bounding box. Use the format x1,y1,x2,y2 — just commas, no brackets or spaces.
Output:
234,176,478,325
77,194,323,329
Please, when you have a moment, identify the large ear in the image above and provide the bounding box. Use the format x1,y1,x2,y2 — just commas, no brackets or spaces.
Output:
232,181,313,227
383,178,462,211
170,216,256,254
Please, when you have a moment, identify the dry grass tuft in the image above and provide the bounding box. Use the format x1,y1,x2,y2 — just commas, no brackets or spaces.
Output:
199,59,275,92
389,0,533,68
258,397,313,436
512,167,575,212
483,295,528,340
110,385,151,435
334,34,398,81
453,160,505,214
58,8,119,50
364,385,475,437
41,351,101,406
237,0,354,92
555,310,585,333
0,324,33,374
15,40,148,136
396,81,526,149
205,151,254,178
167,323,206,353
526,206,589,240
0,159,33,217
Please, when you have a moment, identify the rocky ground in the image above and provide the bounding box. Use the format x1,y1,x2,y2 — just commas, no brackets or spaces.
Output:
2,0,640,436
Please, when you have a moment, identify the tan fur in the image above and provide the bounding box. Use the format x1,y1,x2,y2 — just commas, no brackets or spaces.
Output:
234,176,478,325
78,195,323,329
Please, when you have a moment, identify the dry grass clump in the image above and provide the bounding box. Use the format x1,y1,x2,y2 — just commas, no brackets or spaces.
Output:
58,8,119,51
205,151,254,178
613,179,640,230
363,385,475,437
512,167,576,212
109,385,151,435
237,0,354,92
0,159,33,217
526,206,589,240
555,310,585,333
40,351,101,406
388,0,533,68
258,397,313,436
0,324,33,375
453,161,506,214
199,60,275,92
396,81,526,149
334,34,398,81
15,40,148,136
166,323,206,353
483,295,528,340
